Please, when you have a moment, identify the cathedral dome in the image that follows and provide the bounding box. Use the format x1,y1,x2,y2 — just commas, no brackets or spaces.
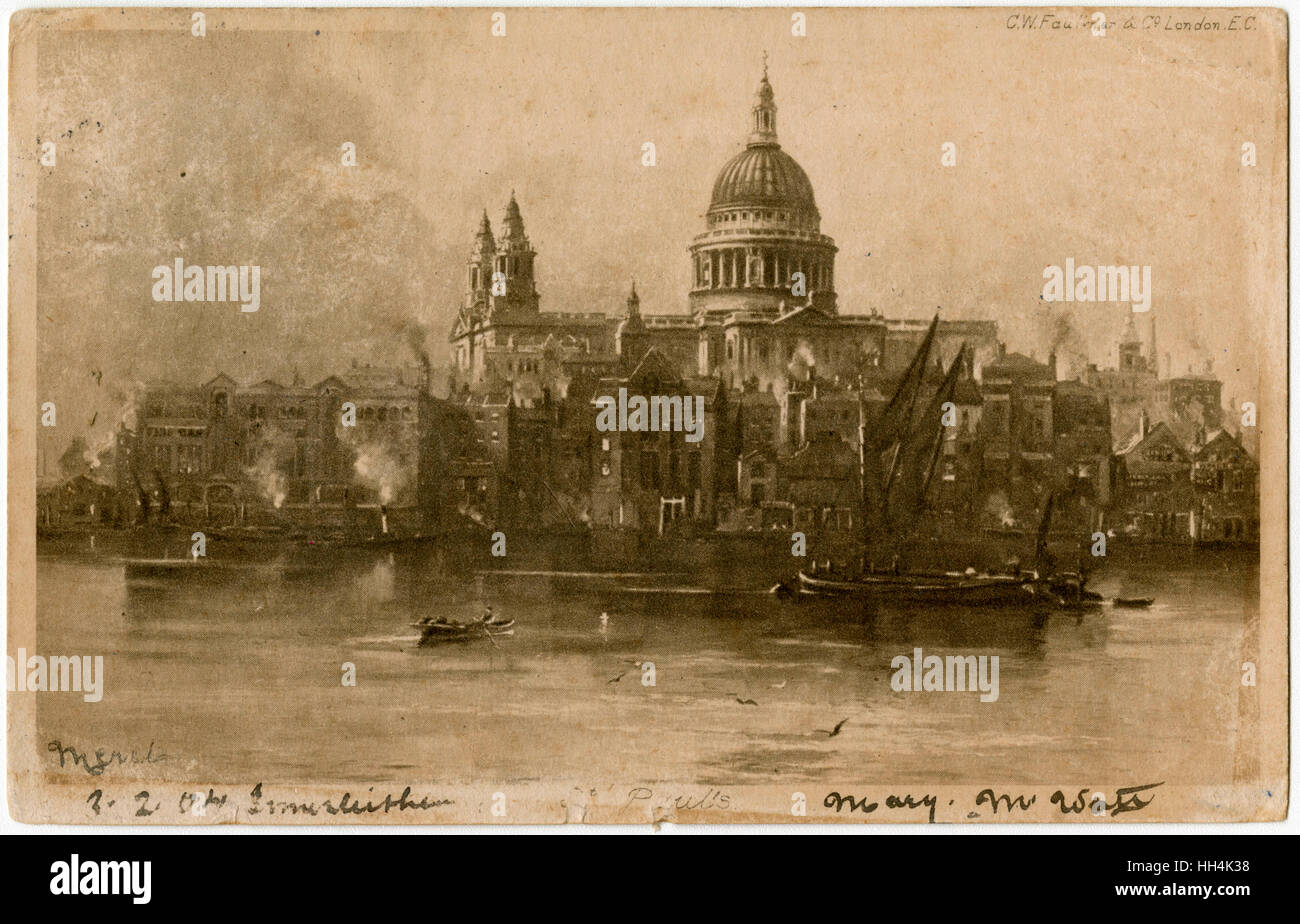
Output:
689,64,838,320
709,144,817,213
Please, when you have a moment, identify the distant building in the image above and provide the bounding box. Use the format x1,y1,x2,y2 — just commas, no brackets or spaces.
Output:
423,62,1248,548
1084,314,1222,447
38,473,119,529
799,389,862,449
882,318,1000,381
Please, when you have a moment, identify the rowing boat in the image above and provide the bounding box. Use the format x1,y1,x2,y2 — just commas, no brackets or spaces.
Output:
413,618,515,644
1113,597,1155,608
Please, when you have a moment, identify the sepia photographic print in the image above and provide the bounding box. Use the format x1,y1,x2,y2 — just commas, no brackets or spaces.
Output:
5,6,1289,830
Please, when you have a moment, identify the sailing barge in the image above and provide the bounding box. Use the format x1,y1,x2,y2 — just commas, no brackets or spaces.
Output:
783,315,1091,608
794,568,1037,604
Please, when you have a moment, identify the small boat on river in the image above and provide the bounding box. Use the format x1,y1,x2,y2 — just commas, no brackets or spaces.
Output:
1113,596,1155,608
413,617,515,644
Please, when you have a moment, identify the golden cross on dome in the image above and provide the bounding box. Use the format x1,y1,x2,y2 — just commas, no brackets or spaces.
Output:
762,50,768,77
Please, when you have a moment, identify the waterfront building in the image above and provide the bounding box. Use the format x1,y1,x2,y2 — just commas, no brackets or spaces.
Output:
1051,379,1113,530
587,349,730,534
978,348,1056,527
1191,429,1259,544
118,364,442,533
1112,416,1196,540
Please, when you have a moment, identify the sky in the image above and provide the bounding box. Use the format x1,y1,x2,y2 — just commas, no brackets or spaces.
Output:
23,7,1286,465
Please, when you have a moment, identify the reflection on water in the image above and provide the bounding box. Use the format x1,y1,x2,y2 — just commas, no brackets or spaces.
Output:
34,543,1257,787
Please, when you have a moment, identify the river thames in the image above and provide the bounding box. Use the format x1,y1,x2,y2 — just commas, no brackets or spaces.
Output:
32,541,1257,789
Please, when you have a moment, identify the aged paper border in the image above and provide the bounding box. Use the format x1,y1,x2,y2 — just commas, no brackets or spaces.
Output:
5,6,1289,825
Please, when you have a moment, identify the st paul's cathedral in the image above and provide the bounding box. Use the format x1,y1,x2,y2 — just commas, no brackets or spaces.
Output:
447,65,998,402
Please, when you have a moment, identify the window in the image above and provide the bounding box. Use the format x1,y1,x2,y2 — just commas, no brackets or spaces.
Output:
176,444,202,475
640,452,660,489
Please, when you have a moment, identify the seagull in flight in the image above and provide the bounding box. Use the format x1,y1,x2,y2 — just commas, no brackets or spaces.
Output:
816,718,849,738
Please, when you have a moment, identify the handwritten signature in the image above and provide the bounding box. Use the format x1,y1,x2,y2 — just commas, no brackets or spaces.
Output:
47,739,169,777
824,783,1163,821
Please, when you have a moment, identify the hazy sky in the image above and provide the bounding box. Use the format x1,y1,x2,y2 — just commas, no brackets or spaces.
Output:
26,8,1285,461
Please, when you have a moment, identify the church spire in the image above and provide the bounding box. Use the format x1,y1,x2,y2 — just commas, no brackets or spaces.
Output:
749,53,778,146
490,192,538,314
626,279,640,318
500,190,527,247
1121,314,1140,344
472,209,496,260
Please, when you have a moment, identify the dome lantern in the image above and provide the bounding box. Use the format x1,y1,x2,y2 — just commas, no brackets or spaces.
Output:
749,56,778,145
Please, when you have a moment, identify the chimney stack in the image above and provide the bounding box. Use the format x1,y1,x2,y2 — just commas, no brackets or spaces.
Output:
1139,409,1149,440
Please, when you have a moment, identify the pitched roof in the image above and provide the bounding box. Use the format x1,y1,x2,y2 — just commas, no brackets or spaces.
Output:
203,373,238,390
986,351,1052,377
1115,421,1188,459
1195,428,1252,461
626,347,682,386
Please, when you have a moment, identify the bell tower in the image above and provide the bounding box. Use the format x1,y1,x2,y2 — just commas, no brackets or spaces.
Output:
465,209,495,315
491,192,540,315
